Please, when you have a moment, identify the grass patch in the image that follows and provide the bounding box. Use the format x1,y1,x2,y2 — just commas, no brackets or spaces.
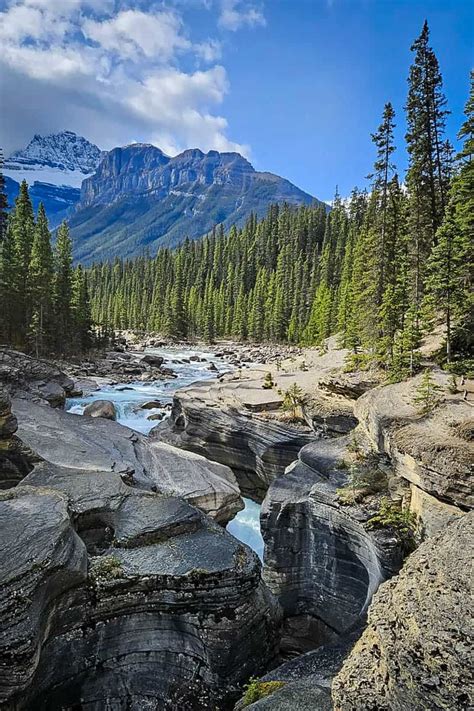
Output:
242,679,286,708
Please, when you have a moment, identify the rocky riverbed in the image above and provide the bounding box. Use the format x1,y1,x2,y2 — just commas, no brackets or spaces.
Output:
0,340,472,710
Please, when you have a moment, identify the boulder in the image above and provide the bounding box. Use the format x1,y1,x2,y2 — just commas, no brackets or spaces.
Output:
140,399,163,409
332,512,474,711
83,399,117,420
141,353,165,367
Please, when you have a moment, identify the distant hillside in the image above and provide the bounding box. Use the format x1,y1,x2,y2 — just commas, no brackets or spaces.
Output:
69,144,321,264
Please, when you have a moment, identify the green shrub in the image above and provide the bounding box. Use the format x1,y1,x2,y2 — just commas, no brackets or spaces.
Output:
367,497,418,552
447,373,458,394
282,382,306,420
242,679,286,708
336,460,387,505
413,370,443,415
262,372,275,389
90,555,123,582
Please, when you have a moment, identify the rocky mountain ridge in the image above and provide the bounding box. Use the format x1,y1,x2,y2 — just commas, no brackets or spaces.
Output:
5,130,103,177
70,142,318,263
3,131,321,259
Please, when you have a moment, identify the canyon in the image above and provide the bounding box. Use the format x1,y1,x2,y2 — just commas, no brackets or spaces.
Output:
0,340,472,709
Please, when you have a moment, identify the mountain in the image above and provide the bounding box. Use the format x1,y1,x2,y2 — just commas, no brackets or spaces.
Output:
4,131,103,188
70,144,320,263
3,131,323,262
5,175,80,227
3,131,102,227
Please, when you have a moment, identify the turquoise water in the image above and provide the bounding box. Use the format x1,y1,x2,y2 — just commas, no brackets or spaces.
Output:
66,346,264,559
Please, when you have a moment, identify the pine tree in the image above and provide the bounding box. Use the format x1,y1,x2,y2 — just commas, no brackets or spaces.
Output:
0,150,8,243
10,180,35,344
0,220,18,344
72,265,92,351
405,20,450,315
370,103,397,307
28,203,54,355
425,72,474,362
54,221,73,351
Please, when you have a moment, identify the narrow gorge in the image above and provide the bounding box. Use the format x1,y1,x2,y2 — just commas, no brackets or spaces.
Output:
1,337,471,710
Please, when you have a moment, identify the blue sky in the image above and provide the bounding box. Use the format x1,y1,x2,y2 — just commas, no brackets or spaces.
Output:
0,0,472,201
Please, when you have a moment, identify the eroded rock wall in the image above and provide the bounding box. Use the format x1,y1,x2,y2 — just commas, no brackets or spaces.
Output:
261,437,404,654
332,512,474,710
154,383,315,500
1,469,281,710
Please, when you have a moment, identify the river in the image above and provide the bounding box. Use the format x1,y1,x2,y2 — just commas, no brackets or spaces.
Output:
66,346,265,560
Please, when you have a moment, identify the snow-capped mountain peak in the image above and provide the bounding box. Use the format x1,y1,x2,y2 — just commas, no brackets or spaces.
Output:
4,131,104,188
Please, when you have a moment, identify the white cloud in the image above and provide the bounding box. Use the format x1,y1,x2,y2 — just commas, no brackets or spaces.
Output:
82,10,191,61
0,0,255,157
218,0,266,31
195,39,222,62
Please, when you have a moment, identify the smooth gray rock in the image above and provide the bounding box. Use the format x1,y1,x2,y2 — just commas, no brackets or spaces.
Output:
154,383,315,501
0,476,282,710
261,436,404,653
83,398,117,420
13,398,243,523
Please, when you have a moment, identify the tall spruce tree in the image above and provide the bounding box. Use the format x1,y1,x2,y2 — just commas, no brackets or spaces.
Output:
28,203,54,355
72,265,93,352
0,150,8,243
10,180,35,345
54,221,73,350
425,73,473,362
405,20,450,313
0,220,18,344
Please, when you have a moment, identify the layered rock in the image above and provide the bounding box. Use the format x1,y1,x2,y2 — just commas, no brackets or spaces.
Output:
153,378,315,501
261,436,404,654
0,391,37,488
12,398,243,524
332,512,474,710
354,370,473,534
0,470,281,710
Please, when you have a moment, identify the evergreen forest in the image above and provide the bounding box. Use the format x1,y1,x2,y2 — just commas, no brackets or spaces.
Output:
0,23,472,378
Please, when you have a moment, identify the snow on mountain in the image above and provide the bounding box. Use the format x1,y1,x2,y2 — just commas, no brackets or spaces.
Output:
4,131,103,188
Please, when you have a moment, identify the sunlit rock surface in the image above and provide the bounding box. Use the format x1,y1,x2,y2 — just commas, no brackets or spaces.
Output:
13,398,243,523
332,512,474,710
153,378,315,500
